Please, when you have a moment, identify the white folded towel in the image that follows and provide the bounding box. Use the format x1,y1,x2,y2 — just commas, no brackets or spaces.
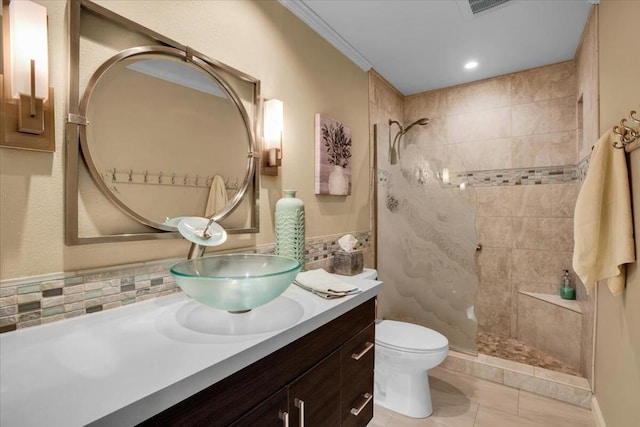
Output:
572,129,635,295
295,269,361,296
205,175,228,217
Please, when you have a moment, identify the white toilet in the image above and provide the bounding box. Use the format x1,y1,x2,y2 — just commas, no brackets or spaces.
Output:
374,319,449,418
349,269,449,418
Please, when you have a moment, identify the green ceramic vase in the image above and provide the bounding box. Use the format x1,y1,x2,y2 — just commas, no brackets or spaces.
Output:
275,190,305,266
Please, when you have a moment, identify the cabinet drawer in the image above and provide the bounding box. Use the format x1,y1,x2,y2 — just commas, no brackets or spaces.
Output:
341,323,375,427
229,388,288,427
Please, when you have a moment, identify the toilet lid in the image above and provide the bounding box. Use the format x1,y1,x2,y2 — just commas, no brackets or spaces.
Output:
376,320,448,353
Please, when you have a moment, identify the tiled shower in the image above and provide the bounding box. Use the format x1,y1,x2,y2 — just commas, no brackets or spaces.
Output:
370,50,596,383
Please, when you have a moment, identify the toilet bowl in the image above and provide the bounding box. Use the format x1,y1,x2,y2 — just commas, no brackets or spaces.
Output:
374,319,449,418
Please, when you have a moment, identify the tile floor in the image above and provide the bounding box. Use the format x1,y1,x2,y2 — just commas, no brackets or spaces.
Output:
368,367,595,427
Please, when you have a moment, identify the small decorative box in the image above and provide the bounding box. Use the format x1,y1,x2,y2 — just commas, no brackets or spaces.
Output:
333,249,364,276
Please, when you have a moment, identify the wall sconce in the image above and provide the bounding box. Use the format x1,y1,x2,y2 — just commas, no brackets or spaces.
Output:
263,98,283,176
1,0,55,151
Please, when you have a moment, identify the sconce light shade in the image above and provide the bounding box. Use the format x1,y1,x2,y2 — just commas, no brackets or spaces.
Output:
1,0,54,150
263,98,283,175
9,0,49,101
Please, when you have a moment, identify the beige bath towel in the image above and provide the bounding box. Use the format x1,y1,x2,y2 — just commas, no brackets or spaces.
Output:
573,129,635,295
205,175,228,217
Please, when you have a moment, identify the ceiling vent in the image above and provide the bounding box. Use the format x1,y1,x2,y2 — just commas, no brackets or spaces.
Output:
468,0,511,15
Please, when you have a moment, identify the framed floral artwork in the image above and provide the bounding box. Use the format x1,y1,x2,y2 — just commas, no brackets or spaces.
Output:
314,114,352,195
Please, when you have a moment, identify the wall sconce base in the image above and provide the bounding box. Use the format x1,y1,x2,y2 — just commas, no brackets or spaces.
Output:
17,94,45,134
263,147,281,176
1,75,55,152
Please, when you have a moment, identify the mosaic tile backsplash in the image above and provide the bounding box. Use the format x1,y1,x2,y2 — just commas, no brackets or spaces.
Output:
0,230,372,333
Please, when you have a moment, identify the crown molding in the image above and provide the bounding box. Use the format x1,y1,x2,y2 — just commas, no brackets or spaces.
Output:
278,0,372,71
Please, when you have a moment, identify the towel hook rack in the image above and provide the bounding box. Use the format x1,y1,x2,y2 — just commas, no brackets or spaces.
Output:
612,109,639,152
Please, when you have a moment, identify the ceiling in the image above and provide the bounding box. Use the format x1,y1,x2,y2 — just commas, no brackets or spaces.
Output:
279,0,595,95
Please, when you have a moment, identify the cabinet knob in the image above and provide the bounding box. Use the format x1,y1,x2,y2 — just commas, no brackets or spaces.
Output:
350,393,373,416
351,342,374,360
278,410,289,427
294,398,305,427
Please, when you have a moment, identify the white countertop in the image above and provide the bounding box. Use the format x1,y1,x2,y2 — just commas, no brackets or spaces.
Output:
0,272,381,427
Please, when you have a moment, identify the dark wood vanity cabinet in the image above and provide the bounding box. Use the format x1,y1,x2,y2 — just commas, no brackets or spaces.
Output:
140,298,376,427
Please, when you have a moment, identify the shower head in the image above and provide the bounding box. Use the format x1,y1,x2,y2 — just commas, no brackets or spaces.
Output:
403,118,430,133
387,117,430,165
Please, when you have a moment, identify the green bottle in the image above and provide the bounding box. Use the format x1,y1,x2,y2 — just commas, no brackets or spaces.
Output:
275,190,305,267
560,270,575,300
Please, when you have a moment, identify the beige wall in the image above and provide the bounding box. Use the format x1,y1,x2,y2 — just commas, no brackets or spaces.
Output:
0,0,370,280
594,1,640,426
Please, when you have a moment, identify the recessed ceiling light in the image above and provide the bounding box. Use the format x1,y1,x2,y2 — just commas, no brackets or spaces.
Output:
464,61,479,70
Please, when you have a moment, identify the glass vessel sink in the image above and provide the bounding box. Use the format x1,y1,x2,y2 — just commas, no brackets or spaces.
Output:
170,254,302,313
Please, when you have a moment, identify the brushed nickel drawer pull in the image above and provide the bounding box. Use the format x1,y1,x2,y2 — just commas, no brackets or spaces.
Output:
350,393,373,416
294,398,305,427
278,410,289,427
351,342,374,360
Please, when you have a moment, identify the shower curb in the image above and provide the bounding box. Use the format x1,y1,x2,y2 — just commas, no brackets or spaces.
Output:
441,350,592,409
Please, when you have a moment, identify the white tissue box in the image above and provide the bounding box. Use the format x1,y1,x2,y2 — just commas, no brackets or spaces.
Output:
333,249,363,276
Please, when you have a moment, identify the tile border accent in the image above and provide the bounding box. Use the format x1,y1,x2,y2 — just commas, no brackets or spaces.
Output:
441,350,592,408
449,165,579,187
0,230,372,333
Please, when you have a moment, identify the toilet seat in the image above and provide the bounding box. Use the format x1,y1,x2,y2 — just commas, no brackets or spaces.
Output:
376,320,448,354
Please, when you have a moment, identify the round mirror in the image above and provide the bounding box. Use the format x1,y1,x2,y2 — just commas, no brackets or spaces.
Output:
79,46,255,232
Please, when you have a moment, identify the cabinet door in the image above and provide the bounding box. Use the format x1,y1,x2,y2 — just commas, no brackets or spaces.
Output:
288,350,341,427
341,324,375,427
229,388,289,427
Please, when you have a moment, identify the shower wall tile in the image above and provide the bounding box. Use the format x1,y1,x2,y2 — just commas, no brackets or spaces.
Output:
476,277,512,337
533,367,590,390
512,218,574,252
436,357,505,386
475,187,513,218
404,90,447,120
405,116,447,147
512,96,576,137
477,247,511,281
512,130,577,168
446,107,511,143
503,371,591,408
511,61,576,105
516,294,582,372
512,183,579,218
574,9,597,388
445,76,511,115
447,138,512,171
369,70,403,116
576,8,599,162
515,279,562,296
476,217,512,248
512,249,573,285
